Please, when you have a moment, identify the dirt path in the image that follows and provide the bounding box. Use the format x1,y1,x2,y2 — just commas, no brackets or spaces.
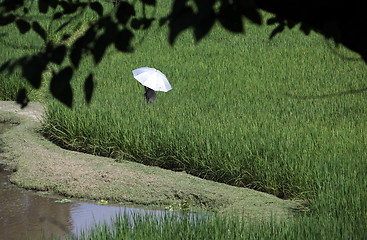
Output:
0,101,301,220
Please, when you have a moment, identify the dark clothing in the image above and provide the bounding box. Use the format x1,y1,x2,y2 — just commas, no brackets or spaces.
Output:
144,87,156,103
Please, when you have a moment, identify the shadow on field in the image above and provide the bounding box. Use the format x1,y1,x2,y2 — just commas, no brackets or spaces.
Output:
285,87,367,100
0,0,367,109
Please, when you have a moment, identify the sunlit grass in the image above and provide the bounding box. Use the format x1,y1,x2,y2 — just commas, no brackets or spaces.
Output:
42,19,367,198
1,1,367,239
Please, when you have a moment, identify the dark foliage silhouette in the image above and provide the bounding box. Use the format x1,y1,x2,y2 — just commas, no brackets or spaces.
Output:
0,0,366,107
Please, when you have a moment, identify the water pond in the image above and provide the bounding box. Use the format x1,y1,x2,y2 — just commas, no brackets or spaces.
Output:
0,123,193,240
0,163,176,240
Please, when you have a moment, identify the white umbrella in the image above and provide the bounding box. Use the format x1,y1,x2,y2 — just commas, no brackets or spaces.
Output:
132,67,172,92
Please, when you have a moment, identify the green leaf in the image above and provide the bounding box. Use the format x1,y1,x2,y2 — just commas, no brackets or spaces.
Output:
241,8,262,25
90,2,103,16
61,34,71,41
52,12,63,20
168,6,195,44
193,0,216,41
50,66,74,108
269,24,285,39
0,0,23,11
300,23,311,35
15,19,31,34
16,88,29,109
98,199,108,205
193,10,215,42
140,0,156,6
55,198,72,203
114,29,134,52
130,18,154,30
70,47,82,68
116,2,136,24
218,3,244,33
22,55,46,89
56,19,72,33
23,7,29,14
70,27,96,68
92,32,111,63
0,60,11,73
50,45,66,65
0,14,16,26
286,20,297,29
32,21,46,40
59,1,78,14
84,74,94,104
266,17,280,25
38,0,49,13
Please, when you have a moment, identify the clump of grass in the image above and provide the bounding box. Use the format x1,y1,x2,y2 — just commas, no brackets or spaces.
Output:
0,72,26,101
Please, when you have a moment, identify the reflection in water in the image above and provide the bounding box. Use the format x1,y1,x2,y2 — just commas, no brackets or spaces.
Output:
0,123,174,240
0,161,174,240
0,165,71,240
69,203,174,237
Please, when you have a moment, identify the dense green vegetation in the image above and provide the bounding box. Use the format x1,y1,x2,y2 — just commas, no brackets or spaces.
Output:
1,1,366,239
68,209,365,240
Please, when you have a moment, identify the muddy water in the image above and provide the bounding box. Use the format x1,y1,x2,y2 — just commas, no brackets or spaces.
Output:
0,167,169,240
0,123,172,240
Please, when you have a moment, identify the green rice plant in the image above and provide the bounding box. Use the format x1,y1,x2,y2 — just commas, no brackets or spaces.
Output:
0,1,107,102
43,2,367,236
42,5,367,234
0,71,26,101
41,17,367,198
67,206,366,240
1,1,367,238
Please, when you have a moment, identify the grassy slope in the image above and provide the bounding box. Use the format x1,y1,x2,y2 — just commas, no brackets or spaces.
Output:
1,1,367,239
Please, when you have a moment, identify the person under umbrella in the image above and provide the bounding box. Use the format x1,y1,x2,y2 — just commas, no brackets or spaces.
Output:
144,86,156,103
132,67,172,103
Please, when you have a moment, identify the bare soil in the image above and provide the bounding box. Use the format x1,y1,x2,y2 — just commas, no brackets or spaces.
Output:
0,101,302,220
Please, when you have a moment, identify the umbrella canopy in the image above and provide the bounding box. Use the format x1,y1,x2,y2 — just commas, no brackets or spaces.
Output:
132,67,172,92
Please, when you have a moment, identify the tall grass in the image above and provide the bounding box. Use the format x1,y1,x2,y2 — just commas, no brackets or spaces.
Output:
0,0,103,102
69,209,366,240
1,1,367,238
41,8,367,198
0,14,42,101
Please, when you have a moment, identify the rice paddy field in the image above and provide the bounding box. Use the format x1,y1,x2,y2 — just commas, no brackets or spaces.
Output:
1,1,367,239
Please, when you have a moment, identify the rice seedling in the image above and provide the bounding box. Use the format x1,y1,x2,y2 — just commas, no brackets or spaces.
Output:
1,1,366,239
